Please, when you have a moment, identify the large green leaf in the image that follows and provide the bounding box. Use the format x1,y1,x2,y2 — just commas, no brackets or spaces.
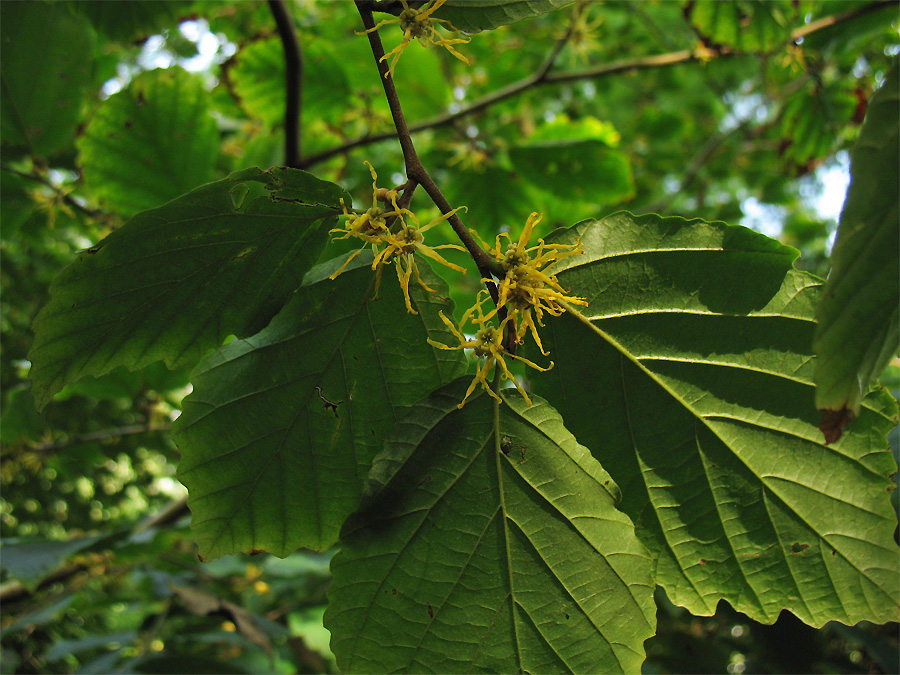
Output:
0,2,95,158
174,256,467,559
813,62,900,439
77,67,220,218
532,212,900,627
685,0,796,53
435,0,576,34
230,37,351,128
326,381,655,674
509,115,634,205
72,1,192,42
28,167,345,411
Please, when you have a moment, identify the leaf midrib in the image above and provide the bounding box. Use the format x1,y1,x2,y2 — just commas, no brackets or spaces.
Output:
568,302,898,617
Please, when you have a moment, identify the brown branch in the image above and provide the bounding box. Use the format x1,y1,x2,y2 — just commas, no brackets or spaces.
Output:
300,1,891,170
790,0,893,41
0,497,190,605
268,0,304,167
0,163,103,220
355,1,503,301
18,423,172,456
134,496,190,533
0,561,88,604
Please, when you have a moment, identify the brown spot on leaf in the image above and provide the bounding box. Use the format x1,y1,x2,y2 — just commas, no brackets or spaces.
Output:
427,603,434,619
233,246,257,260
417,476,432,487
699,559,706,565
819,408,855,444
391,588,397,596
791,542,809,554
565,613,570,620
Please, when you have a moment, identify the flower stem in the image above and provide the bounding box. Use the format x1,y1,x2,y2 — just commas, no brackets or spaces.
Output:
355,1,504,303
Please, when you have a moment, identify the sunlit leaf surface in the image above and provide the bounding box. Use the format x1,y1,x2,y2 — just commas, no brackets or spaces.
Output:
327,382,655,673
533,212,899,627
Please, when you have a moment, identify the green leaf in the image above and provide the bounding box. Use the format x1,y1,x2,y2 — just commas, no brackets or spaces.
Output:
72,1,192,42
435,0,576,34
813,62,900,433
778,80,857,164
130,655,249,675
0,535,107,589
686,0,796,53
0,2,95,158
442,163,532,231
509,115,634,204
230,37,351,128
28,167,345,411
77,67,220,218
45,632,138,663
174,256,467,559
326,382,655,674
532,212,900,627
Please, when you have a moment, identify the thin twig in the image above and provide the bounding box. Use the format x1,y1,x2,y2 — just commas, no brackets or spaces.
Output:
134,496,190,533
268,0,304,167
790,0,892,41
300,0,891,170
0,163,102,219
355,1,503,302
19,423,172,456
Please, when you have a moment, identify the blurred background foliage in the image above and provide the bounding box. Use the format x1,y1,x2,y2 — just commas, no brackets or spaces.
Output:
0,0,897,672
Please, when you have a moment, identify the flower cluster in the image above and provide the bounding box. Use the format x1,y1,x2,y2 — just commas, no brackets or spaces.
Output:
483,212,587,356
432,212,586,408
362,0,471,78
329,162,467,314
428,291,551,408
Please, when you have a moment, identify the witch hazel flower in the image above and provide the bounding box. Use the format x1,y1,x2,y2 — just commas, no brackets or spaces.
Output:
361,0,471,78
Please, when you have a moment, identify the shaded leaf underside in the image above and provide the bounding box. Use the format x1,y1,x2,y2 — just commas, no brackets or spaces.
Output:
436,0,576,33
326,383,655,674
28,167,345,410
175,257,467,558
813,62,900,420
533,212,899,627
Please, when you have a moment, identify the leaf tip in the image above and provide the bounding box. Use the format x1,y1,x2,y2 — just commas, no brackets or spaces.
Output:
819,407,856,444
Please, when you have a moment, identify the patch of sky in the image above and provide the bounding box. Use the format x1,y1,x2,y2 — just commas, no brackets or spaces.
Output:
101,19,237,98
721,88,771,133
740,153,850,241
740,197,787,238
720,84,847,239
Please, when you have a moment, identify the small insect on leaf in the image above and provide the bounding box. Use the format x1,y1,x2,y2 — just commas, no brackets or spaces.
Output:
315,386,343,417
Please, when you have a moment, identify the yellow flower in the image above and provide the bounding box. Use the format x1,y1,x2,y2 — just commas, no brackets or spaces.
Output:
328,162,469,315
482,212,587,355
372,207,468,314
428,291,552,408
362,0,471,78
328,161,410,281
